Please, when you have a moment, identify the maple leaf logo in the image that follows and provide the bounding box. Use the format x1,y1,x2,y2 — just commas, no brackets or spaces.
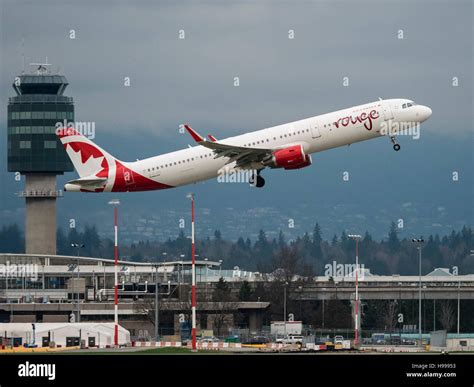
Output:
67,143,107,178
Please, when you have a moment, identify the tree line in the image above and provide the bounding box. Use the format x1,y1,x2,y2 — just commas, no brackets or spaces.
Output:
0,222,472,275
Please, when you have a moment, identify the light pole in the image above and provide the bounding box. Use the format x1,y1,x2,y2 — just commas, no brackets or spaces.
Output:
71,243,84,322
283,281,288,337
204,257,209,300
218,260,223,278
322,298,325,330
109,199,120,347
179,253,185,289
155,265,159,342
398,282,403,338
187,193,197,351
412,238,424,348
457,273,460,337
348,234,361,346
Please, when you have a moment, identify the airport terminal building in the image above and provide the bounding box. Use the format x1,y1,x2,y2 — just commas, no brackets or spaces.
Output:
0,253,473,342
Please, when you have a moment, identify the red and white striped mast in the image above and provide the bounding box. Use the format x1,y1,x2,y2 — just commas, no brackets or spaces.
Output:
109,199,120,347
187,193,197,351
349,234,361,347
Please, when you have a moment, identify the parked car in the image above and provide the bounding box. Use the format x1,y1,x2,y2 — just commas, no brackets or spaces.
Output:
334,335,344,345
244,336,270,345
276,334,304,344
371,333,386,345
198,336,219,343
224,335,240,343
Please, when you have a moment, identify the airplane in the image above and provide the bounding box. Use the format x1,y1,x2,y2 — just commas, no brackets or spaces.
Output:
57,98,432,192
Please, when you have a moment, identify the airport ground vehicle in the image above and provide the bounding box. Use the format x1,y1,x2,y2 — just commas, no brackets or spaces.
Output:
276,334,304,344
371,333,386,345
334,335,344,345
198,336,219,343
224,335,240,343
244,336,270,345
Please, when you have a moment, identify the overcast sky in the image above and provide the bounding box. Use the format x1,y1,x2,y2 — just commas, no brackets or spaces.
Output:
1,0,472,145
0,1,472,241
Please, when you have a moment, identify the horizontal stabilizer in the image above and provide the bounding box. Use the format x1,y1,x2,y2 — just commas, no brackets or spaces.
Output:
67,176,107,186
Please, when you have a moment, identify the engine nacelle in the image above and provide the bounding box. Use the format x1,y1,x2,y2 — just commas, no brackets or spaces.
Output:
270,145,312,170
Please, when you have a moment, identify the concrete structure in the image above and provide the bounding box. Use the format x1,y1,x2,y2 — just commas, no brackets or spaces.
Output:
0,322,130,348
7,63,74,255
0,253,472,339
0,254,270,338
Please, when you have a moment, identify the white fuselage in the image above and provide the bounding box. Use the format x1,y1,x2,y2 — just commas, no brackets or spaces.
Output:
124,98,431,188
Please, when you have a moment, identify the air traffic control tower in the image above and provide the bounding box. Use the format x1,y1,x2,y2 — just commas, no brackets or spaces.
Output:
7,63,74,254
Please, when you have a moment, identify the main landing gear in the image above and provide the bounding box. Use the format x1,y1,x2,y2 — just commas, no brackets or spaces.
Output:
390,136,401,151
249,170,265,188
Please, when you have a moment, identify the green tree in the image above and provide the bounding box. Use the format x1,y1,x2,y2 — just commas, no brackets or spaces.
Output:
213,277,231,301
238,280,252,301
278,230,286,249
388,221,400,253
312,223,323,258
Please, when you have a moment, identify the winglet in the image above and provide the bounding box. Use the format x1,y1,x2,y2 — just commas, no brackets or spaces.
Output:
208,134,217,142
184,124,205,143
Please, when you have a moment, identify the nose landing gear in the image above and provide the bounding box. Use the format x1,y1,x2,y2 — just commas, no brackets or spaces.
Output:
390,136,401,151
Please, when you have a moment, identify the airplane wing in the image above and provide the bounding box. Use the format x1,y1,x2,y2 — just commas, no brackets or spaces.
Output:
184,124,273,168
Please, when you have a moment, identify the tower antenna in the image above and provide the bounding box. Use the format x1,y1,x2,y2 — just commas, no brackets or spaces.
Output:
21,36,25,74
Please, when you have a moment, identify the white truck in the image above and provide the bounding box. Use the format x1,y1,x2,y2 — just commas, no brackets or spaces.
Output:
276,334,304,345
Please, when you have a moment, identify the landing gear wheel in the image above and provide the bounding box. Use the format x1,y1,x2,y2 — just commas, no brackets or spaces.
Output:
249,172,265,188
393,144,401,151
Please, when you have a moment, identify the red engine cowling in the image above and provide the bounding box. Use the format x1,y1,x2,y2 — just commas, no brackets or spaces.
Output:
271,145,312,170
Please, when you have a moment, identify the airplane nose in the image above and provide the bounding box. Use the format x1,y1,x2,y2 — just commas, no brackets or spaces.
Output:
417,105,432,122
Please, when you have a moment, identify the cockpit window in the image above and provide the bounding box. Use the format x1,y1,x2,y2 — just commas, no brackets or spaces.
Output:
402,102,415,109
407,103,413,107
402,103,407,108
